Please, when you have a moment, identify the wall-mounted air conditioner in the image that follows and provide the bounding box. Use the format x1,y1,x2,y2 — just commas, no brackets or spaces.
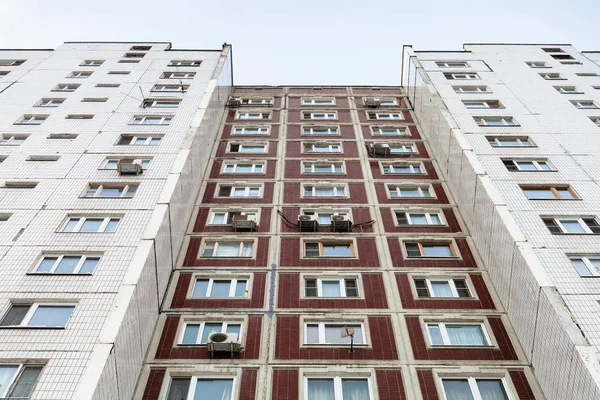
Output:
118,163,143,175
207,333,243,358
228,97,242,108
364,98,381,108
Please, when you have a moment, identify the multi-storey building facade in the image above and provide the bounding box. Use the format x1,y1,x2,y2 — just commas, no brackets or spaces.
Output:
134,86,543,400
0,42,232,400
403,44,600,400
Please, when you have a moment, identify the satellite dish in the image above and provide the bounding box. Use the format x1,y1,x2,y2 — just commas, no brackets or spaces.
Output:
341,327,355,338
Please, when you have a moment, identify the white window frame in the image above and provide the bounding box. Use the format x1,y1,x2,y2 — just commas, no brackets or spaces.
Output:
302,209,350,225
168,60,202,67
218,185,262,198
303,143,342,153
178,321,243,345
303,321,367,345
80,60,104,66
240,98,273,105
571,100,599,109
208,210,258,225
201,241,254,258
444,72,479,80
369,112,403,120
2,303,75,327
303,162,344,174
118,135,162,145
151,84,189,92
235,111,271,120
34,254,100,274
67,71,92,78
371,126,408,136
0,363,43,398
554,86,583,94
526,61,549,68
304,241,355,258
303,185,347,198
301,97,336,106
440,377,514,400
303,111,338,120
60,217,120,233
397,211,444,225
570,256,600,277
85,184,137,198
436,61,469,68
303,376,373,400
52,84,80,92
101,158,151,170
426,322,491,346
415,277,470,298
142,99,181,108
130,115,172,125
232,126,270,135
304,277,359,298
35,98,65,107
192,278,249,298
382,162,423,174
540,73,565,80
387,185,433,198
302,126,339,136
227,143,268,153
509,159,553,171
590,117,600,127
160,71,196,79
488,136,534,147
554,218,595,234
0,135,27,146
166,376,236,400
475,117,518,126
453,86,490,93
222,162,265,174
15,115,47,125
462,100,502,109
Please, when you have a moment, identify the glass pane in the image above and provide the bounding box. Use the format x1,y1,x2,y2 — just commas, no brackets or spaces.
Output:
194,379,233,400
55,256,81,273
430,214,442,225
307,379,335,400
98,188,122,197
79,257,99,274
79,219,103,232
248,188,260,197
212,213,226,224
0,306,29,326
314,165,333,173
182,324,200,344
242,243,253,257
538,162,552,171
134,138,146,145
28,305,74,327
225,324,241,336
216,243,239,257
477,380,509,400
342,379,369,400
556,189,574,199
423,245,453,257
211,281,231,297
167,378,191,400
235,280,247,297
62,219,79,232
0,365,18,397
321,281,341,297
524,189,555,199
399,188,420,197
322,245,351,257
431,281,453,297
315,187,334,197
200,323,223,344
409,214,428,224
446,325,487,345
150,138,161,145
318,214,333,224
561,220,586,233
236,165,253,173
428,325,444,345
193,280,209,297
515,161,537,171
306,324,319,344
104,160,119,169
9,365,42,398
37,257,57,272
442,380,475,400
105,219,120,232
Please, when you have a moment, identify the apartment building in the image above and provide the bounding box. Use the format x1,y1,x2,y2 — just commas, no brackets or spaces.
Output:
134,86,543,400
402,44,600,400
0,42,232,400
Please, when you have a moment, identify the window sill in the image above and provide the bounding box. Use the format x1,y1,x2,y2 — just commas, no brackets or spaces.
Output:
0,326,65,329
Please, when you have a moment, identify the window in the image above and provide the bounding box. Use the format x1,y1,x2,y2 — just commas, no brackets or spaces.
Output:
436,61,469,68
232,126,269,135
427,322,489,346
67,71,92,78
367,112,403,120
82,98,108,102
142,99,181,108
35,98,65,107
236,112,271,120
0,59,25,66
61,216,120,233
80,60,104,66
222,162,264,174
487,136,534,147
130,46,151,51
34,254,100,274
107,71,131,75
48,133,78,139
441,378,510,400
590,117,600,127
52,83,80,92
302,97,335,105
0,364,43,398
405,242,456,257
202,241,253,258
0,71,8,77
123,52,145,59
160,71,195,79
217,185,261,198
95,83,120,88
166,377,234,400
303,143,341,153
84,183,137,198
367,97,399,106
551,54,575,60
168,60,202,67
571,256,600,277
526,61,549,68
180,321,242,344
560,60,583,65
228,143,267,153
302,126,339,135
462,100,503,109
388,144,416,154
371,126,408,136
382,163,423,174
576,72,600,77
0,213,10,221
453,86,490,93
306,377,370,400
3,181,37,189
192,278,248,298
240,98,273,105
209,210,258,225
474,116,518,126
0,135,27,146
0,303,75,328
303,111,337,120
414,278,471,298
130,115,172,125
554,86,583,94
543,217,600,234
502,159,553,171
539,73,565,80
118,135,162,145
151,84,188,92
15,114,47,125
303,162,344,174
387,185,433,198
396,211,443,225
303,185,347,197
27,155,60,162
444,72,479,80
66,114,94,120
542,47,564,53
571,100,599,109
302,210,350,225
305,321,365,345
521,185,578,200
305,242,354,257
305,277,358,298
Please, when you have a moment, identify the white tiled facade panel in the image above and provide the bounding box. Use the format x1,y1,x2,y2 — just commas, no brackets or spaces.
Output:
0,42,232,399
406,44,600,399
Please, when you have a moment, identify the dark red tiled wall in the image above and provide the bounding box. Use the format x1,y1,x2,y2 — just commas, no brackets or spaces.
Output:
271,369,299,400
226,110,281,123
277,273,387,309
387,237,476,269
240,369,259,400
215,140,279,158
287,97,350,108
279,207,373,233
509,370,537,399
171,272,266,309
279,237,379,268
283,182,367,204
142,369,165,400
202,182,274,204
370,160,438,180
184,237,270,267
285,141,359,158
275,315,398,360
209,159,277,179
353,88,404,95
221,124,280,139
286,124,356,140
376,370,407,400
284,160,363,180
192,207,272,233
375,183,448,205
381,208,461,234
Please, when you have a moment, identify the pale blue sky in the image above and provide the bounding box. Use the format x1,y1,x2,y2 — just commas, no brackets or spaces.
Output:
1,0,597,85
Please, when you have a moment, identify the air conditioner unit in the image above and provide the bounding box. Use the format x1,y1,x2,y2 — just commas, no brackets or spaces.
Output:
298,214,319,232
370,143,391,156
331,215,350,222
228,97,242,108
364,98,381,108
331,215,352,232
118,163,143,175
298,215,318,222
232,214,256,232
208,333,243,357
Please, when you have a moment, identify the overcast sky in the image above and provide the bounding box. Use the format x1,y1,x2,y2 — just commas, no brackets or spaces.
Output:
1,0,598,85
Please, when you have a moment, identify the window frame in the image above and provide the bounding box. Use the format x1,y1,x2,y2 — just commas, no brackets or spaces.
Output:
370,126,408,136
404,241,458,258
226,142,268,154
141,99,181,108
165,375,237,400
232,126,270,136
0,303,76,328
439,376,514,400
381,162,424,175
301,209,351,225
235,111,272,120
208,209,259,225
130,115,172,125
487,136,535,147
32,254,101,275
216,185,262,198
240,97,274,106
67,71,93,78
539,72,566,80
426,321,491,347
569,255,600,277
80,60,104,66
367,112,404,121
549,217,598,234
221,162,265,174
84,183,138,198
301,97,336,106
52,83,80,92
35,98,65,107
302,142,343,154
554,86,584,94
303,374,374,400
302,111,338,120
301,125,340,136
302,161,345,174
100,157,151,170
191,277,250,299
0,363,44,398
200,240,255,258
168,60,202,67
436,61,469,68
303,241,356,258
444,72,480,80
503,159,554,172
117,135,163,145
462,100,504,109
395,210,445,226
453,86,490,93
387,184,434,199
571,100,599,109
474,116,518,126
521,185,578,200
178,320,244,345
303,320,367,346
150,84,189,93
526,61,549,68
59,216,121,233
0,134,28,146
302,276,361,298
15,114,48,125
302,184,348,198
160,71,196,79
412,276,472,299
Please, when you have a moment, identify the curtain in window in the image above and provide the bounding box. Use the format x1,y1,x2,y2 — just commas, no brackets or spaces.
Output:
342,379,370,400
216,244,239,257
322,281,341,297
446,325,486,346
430,282,453,297
0,365,17,397
194,379,233,400
307,379,335,400
442,380,475,400
477,380,509,400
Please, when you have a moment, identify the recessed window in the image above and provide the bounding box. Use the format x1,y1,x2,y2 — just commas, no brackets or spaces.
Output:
166,377,235,400
542,47,564,53
209,210,258,225
590,117,600,127
576,72,600,77
130,46,151,51
81,98,108,102
371,126,408,136
303,143,341,153
405,242,456,258
142,99,181,108
474,116,518,126
444,72,479,80
551,54,575,60
521,185,578,200
561,60,583,65
382,163,423,174
302,111,337,120
414,278,470,298
302,97,335,106
66,114,94,120
436,61,469,68
35,98,65,107
52,84,80,92
305,277,359,297
427,322,489,346
95,83,120,88
570,256,600,277
0,71,9,77
303,162,344,174
80,60,104,66
67,71,92,78
487,136,534,147
462,100,503,109
232,126,269,135
61,217,120,233
554,86,583,94
240,98,273,105
48,133,78,139
118,135,162,145
305,242,354,258
123,53,145,59
168,60,202,67
388,143,417,154
387,185,433,198
15,115,47,125
151,84,188,92
180,321,242,345
367,97,398,106
27,155,60,162
0,135,28,146
3,181,37,189
302,126,339,135
543,217,600,234
539,73,565,80
236,112,271,120
0,59,25,66
441,378,510,400
160,71,195,79
35,254,100,274
302,210,350,225
303,185,347,197
526,61,549,68
228,143,267,153
107,71,131,75
503,159,553,171
367,112,403,120
192,278,248,298
0,303,75,328
396,211,443,225
217,185,261,198
222,162,264,174
306,377,370,400
0,364,43,398
0,213,11,221
305,321,365,345
84,183,138,198
130,115,172,125
201,241,253,258
453,86,490,93
571,100,599,109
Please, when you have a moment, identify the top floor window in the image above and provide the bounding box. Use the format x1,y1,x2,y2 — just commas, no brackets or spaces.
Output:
0,60,25,66
168,60,202,67
81,60,104,66
236,112,271,120
436,61,469,68
444,72,479,80
160,71,196,79
241,98,273,105
302,97,335,105
367,112,403,120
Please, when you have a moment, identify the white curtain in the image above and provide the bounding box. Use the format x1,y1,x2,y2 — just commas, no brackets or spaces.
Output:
322,281,341,297
446,325,486,346
216,244,239,257
477,380,509,400
430,282,453,297
442,380,475,400
307,379,335,400
342,379,369,400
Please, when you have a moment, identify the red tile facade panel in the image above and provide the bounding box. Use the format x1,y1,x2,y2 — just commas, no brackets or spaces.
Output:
396,273,496,310
380,208,462,234
509,370,537,400
282,182,368,204
170,272,266,309
286,124,356,140
271,369,299,400
201,182,275,204
287,97,350,108
141,368,165,400
274,315,398,360
209,159,277,179
370,160,438,180
376,369,407,400
279,237,380,268
226,109,281,123
240,369,259,400
215,140,279,158
284,160,363,180
277,273,388,309
285,141,359,159
279,207,373,233
184,237,270,268
155,315,262,360
192,207,272,233
221,123,280,139
375,183,449,205
417,369,440,400
387,237,477,269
